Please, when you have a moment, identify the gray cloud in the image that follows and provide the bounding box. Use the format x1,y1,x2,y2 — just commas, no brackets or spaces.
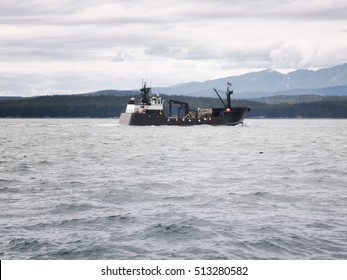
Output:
0,0,347,95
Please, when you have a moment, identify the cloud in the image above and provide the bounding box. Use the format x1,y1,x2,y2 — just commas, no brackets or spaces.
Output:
0,0,347,95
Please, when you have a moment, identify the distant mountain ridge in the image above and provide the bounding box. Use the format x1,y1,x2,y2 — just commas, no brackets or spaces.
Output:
1,64,346,100
152,63,347,98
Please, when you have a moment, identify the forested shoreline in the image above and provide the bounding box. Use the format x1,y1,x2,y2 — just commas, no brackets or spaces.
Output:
1,94,347,118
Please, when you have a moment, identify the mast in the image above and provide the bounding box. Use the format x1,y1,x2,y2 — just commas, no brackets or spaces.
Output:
226,84,233,108
226,89,233,108
140,82,151,105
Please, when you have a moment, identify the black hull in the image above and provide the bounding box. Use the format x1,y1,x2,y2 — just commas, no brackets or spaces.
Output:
119,107,250,126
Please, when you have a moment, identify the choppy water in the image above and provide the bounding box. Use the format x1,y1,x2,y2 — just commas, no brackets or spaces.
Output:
0,119,346,259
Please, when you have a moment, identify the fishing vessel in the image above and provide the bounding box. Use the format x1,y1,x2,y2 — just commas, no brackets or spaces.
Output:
119,82,250,126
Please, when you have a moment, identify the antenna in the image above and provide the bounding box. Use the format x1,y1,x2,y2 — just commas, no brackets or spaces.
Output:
145,65,152,88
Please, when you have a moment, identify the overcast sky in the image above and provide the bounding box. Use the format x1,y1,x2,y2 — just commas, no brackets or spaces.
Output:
1,0,347,96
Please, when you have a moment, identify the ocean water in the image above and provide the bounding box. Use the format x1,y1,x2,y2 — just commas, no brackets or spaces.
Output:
0,118,346,260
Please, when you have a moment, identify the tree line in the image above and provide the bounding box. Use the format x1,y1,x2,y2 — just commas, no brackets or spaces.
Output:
1,94,347,118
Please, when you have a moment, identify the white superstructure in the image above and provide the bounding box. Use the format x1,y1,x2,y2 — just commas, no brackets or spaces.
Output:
124,95,164,113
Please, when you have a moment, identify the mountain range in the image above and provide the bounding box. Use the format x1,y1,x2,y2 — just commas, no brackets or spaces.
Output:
152,63,347,98
1,63,347,101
